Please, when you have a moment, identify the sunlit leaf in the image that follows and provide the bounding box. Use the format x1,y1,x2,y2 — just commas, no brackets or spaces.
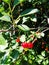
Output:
41,51,45,57
3,0,11,4
20,9,39,16
0,34,8,51
18,24,30,31
0,34,6,45
0,6,4,12
37,55,44,59
22,17,29,24
18,46,24,53
30,18,37,22
0,15,11,22
20,34,26,42
35,57,42,64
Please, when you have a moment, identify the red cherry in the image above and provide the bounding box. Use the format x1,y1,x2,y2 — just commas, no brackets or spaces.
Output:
28,42,34,48
21,42,28,48
16,38,20,43
21,42,34,49
45,47,49,52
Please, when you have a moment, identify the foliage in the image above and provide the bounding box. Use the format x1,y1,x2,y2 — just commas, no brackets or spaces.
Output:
0,0,49,65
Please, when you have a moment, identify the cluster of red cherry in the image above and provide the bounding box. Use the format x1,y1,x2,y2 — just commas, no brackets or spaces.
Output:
16,38,49,52
42,42,49,52
16,38,34,49
21,42,34,48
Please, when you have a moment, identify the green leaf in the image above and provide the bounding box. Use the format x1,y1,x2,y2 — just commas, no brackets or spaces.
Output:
18,24,30,31
16,59,21,65
12,43,19,49
11,40,16,44
20,35,26,42
23,55,28,61
28,54,35,60
30,18,37,22
0,15,11,22
21,24,30,31
1,54,11,64
0,34,6,45
45,59,49,65
0,34,8,51
13,0,26,6
13,0,19,6
22,17,29,24
3,0,11,4
10,50,19,59
20,9,39,16
41,51,45,57
29,49,35,55
42,59,49,65
0,52,5,58
35,57,42,64
37,55,44,59
28,59,32,64
18,46,23,53
0,6,4,13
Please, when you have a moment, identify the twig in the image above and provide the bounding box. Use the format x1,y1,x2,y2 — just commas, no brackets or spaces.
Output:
12,5,15,12
38,19,46,27
0,27,49,32
0,30,18,32
42,28,49,33
32,38,37,43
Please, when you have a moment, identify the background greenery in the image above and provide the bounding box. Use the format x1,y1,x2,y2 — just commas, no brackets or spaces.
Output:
0,0,49,65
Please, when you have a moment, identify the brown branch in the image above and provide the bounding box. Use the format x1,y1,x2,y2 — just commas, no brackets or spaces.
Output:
30,28,38,30
0,30,18,32
0,27,49,32
42,28,49,33
32,38,37,43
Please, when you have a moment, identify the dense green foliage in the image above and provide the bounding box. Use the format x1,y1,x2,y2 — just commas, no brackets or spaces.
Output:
0,0,49,65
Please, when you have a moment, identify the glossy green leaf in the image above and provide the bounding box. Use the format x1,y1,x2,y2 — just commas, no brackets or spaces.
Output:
13,0,19,6
29,49,35,55
10,50,19,59
22,17,29,24
21,24,30,31
18,24,30,31
37,55,44,59
20,9,39,16
18,46,23,53
0,34,6,45
16,59,21,65
3,0,11,4
23,55,28,61
35,57,42,64
1,55,11,64
41,51,45,57
13,0,26,6
0,15,11,22
20,35,26,42
0,34,8,51
42,59,49,65
0,6,4,13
